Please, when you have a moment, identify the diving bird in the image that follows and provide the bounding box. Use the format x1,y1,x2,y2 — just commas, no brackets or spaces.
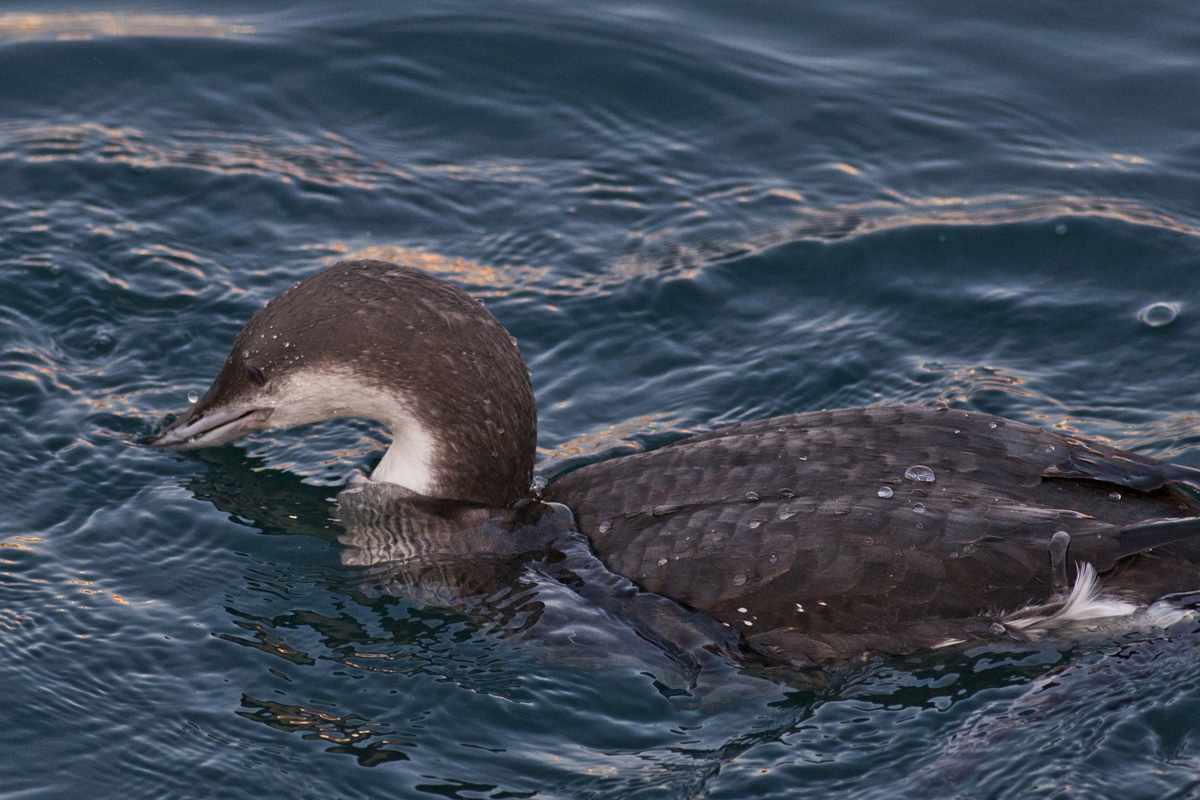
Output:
150,259,1200,666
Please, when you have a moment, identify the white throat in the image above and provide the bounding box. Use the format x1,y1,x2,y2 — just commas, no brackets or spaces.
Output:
268,369,439,495
369,414,438,494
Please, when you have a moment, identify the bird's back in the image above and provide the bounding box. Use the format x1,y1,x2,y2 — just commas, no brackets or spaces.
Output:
544,406,1200,663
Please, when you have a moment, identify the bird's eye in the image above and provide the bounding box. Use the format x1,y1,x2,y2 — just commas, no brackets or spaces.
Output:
246,364,266,387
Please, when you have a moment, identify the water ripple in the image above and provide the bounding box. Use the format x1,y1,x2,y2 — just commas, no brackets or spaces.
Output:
0,12,255,41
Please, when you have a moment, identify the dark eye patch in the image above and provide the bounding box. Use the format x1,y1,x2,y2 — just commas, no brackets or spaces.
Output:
246,364,266,387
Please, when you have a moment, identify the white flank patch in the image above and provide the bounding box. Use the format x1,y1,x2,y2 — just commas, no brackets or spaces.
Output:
1003,563,1194,636
933,563,1197,650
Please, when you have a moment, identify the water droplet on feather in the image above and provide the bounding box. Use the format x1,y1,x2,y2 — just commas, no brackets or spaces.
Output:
904,465,935,482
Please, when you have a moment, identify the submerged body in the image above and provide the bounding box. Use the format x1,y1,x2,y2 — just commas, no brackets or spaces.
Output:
151,260,1200,666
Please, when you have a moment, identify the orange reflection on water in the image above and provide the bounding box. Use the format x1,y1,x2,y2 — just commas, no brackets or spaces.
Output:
768,188,806,202
540,411,677,465
0,123,390,189
1,535,42,551
8,356,73,393
130,244,205,278
914,362,1035,406
613,193,1200,282
97,271,131,290
0,13,254,41
339,244,548,293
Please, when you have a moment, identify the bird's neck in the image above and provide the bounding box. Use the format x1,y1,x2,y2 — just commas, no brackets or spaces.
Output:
370,411,440,497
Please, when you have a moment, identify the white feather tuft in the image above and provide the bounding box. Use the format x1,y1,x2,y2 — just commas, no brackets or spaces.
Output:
1001,562,1194,637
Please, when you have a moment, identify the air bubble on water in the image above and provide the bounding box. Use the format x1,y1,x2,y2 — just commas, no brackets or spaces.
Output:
1109,491,1121,500
733,574,747,586
745,491,760,502
912,503,926,514
904,465,935,482
187,391,199,404
1055,223,1068,236
877,486,893,498
779,509,797,520
748,520,762,529
1138,302,1179,328
598,521,611,533
657,558,668,567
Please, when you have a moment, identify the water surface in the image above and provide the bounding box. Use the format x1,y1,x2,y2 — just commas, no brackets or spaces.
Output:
3,2,1200,798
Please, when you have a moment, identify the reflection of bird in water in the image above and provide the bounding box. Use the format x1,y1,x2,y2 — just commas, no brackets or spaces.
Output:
151,259,1200,667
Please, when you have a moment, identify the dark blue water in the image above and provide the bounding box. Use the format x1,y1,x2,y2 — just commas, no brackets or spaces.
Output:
3,2,1200,797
